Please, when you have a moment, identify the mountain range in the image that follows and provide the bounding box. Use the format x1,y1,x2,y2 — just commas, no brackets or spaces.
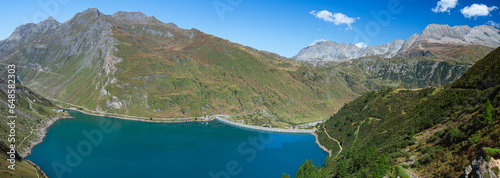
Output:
0,8,360,126
1,8,499,178
0,8,495,127
294,24,500,64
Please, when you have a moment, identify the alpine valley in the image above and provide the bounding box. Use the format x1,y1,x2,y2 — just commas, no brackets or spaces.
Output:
1,9,498,126
0,8,499,178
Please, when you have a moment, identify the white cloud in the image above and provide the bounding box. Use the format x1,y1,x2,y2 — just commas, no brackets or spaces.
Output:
487,20,500,28
309,39,327,46
354,42,367,48
310,10,359,30
460,4,498,19
432,0,458,13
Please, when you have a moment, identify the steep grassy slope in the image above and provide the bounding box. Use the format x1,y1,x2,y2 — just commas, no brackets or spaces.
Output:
0,9,361,126
0,78,67,177
293,47,500,177
0,142,46,178
98,19,361,125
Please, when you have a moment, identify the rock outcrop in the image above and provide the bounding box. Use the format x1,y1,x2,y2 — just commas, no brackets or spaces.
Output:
462,153,499,178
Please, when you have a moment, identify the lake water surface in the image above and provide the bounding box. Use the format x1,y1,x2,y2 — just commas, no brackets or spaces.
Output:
27,110,327,178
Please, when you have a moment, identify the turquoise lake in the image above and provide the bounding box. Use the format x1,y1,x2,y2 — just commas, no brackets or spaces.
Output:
27,110,328,178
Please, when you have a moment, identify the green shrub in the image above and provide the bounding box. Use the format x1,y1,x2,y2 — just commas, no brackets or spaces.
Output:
484,147,500,157
392,166,409,178
472,136,480,143
412,161,420,168
485,99,493,124
486,155,492,162
492,166,499,176
295,160,328,178
36,106,49,115
441,127,466,145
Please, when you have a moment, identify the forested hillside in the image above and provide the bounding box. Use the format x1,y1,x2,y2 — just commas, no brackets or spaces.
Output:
291,47,500,177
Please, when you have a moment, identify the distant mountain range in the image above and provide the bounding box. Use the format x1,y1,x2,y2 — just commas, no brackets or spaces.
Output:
294,24,500,64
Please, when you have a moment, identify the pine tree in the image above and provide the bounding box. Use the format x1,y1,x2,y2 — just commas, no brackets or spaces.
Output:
371,155,390,178
336,159,348,177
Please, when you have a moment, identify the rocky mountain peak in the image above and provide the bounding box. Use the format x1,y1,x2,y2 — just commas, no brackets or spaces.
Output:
399,33,419,53
64,8,105,26
166,22,178,28
111,11,157,23
308,40,334,47
38,16,60,29
41,16,58,24
418,24,468,43
82,8,104,17
293,39,405,64
5,16,60,41
395,24,500,57
452,25,471,35
5,24,34,41
415,24,500,47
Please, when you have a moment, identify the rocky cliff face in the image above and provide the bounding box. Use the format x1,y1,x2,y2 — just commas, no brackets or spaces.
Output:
462,153,500,178
0,8,122,102
328,56,469,93
415,24,500,47
111,11,158,23
399,33,419,53
398,24,500,58
0,17,60,56
294,24,500,64
293,39,404,64
359,39,404,58
0,8,175,112
293,41,360,63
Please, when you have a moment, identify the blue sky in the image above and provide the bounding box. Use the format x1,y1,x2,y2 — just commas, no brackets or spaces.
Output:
0,0,499,57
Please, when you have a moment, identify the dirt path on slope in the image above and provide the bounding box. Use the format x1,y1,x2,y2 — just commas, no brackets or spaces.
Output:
323,127,343,158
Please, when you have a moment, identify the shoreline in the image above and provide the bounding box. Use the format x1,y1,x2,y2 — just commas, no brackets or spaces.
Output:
21,115,73,158
214,116,316,134
64,107,215,123
22,107,214,177
24,106,217,157
24,107,326,156
20,115,73,178
312,132,332,157
25,159,48,178
23,105,329,177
